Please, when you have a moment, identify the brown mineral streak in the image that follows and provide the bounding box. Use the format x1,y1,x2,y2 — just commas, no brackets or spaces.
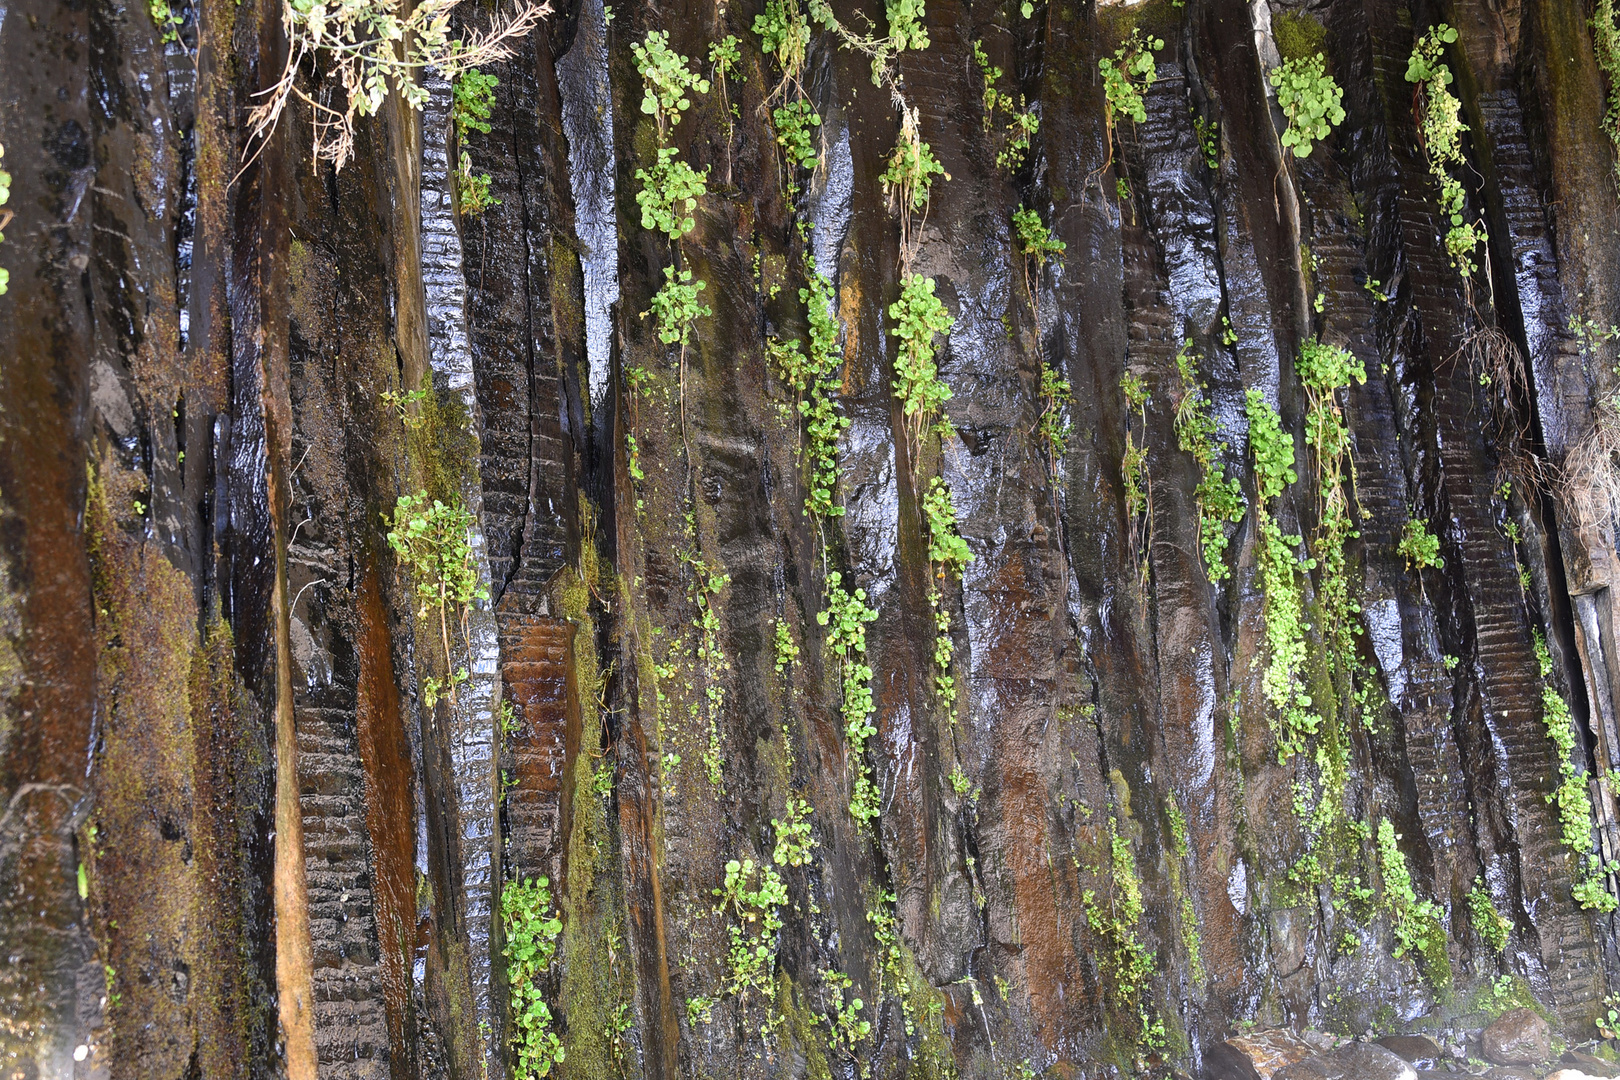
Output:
356,566,418,1075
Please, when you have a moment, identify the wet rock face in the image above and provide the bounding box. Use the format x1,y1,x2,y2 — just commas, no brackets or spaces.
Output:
1274,1042,1418,1080
1483,1009,1554,1067
4,0,1620,1075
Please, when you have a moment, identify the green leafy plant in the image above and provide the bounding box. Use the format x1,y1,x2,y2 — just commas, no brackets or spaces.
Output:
820,971,871,1058
772,798,815,866
1038,363,1074,470
880,117,946,217
251,0,545,170
767,267,848,520
381,382,432,430
1080,820,1159,1051
452,67,499,138
709,33,742,89
633,30,711,138
387,492,488,706
1535,633,1617,911
635,146,709,239
1271,54,1344,159
457,151,499,216
1467,878,1510,952
1012,205,1064,304
713,856,789,1006
1174,340,1245,581
1399,516,1443,571
1376,819,1449,983
1406,25,1486,274
1246,390,1319,762
1099,28,1163,139
889,273,955,450
817,571,880,822
754,0,811,86
773,99,823,171
773,618,801,673
923,477,972,706
503,876,566,1077
149,0,183,44
1120,373,1150,566
973,41,1039,171
643,264,711,351
1194,115,1219,169
885,0,929,51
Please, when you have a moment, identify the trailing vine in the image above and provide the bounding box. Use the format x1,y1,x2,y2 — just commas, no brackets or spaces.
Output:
1173,340,1244,582
818,572,881,823
1535,632,1617,911
1120,371,1151,577
1245,390,1319,762
890,273,956,458
1405,24,1487,276
767,265,848,521
922,477,972,707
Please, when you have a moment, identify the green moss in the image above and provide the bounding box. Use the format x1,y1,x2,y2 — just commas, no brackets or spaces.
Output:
406,374,479,507
1272,11,1327,64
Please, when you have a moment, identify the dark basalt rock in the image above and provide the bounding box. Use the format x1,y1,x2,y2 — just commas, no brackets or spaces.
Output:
1483,1009,1554,1067
1377,1034,1444,1069
1274,1043,1419,1080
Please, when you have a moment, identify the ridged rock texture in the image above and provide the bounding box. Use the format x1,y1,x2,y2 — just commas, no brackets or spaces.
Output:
4,0,1620,1076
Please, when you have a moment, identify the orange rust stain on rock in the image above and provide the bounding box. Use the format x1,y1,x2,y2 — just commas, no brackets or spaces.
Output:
355,566,417,1079
497,611,580,886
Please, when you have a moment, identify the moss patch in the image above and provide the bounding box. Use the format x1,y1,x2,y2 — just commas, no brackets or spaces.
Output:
1272,11,1328,64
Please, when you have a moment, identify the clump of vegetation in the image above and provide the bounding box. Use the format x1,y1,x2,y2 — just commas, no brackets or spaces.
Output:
681,550,730,789
972,41,1039,171
772,798,815,866
1467,878,1511,952
1099,28,1164,129
1194,115,1219,170
885,0,929,51
251,0,546,170
713,856,789,1008
452,67,499,138
633,29,711,137
1376,819,1449,983
149,0,184,43
635,147,710,240
1038,363,1074,471
708,33,743,120
889,273,955,452
1246,390,1318,761
773,618,800,673
1270,54,1344,159
1174,340,1244,582
457,151,498,217
1406,24,1486,274
1012,205,1064,304
643,265,711,352
1535,632,1618,911
387,492,488,707
503,876,566,1077
754,0,811,86
881,105,947,230
1399,516,1443,571
818,572,880,822
768,266,847,520
1120,372,1151,571
923,477,972,706
1081,820,1161,1055
773,99,823,172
